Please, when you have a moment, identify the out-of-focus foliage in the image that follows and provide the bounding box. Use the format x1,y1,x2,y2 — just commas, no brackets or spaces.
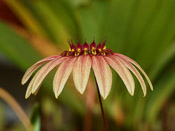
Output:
30,104,40,131
0,0,175,130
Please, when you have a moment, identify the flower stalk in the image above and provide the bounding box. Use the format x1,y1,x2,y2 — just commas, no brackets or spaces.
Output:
95,78,108,131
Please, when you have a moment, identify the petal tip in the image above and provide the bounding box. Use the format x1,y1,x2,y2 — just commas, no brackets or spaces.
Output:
130,91,134,96
54,90,60,99
25,94,30,99
103,95,108,100
21,78,26,85
128,89,134,96
101,92,108,100
80,90,84,94
150,86,153,91
55,93,59,99
79,87,87,94
32,83,40,94
53,89,57,98
54,93,58,99
31,89,35,94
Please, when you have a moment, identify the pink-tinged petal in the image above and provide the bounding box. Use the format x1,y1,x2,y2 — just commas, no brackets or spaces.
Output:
22,55,61,85
92,56,112,99
33,85,41,96
32,57,67,94
25,75,37,99
105,56,135,96
115,53,153,91
73,55,92,94
25,75,41,99
116,56,147,96
53,57,77,98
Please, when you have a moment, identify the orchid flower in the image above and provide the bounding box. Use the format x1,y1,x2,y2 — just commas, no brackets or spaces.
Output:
22,41,153,99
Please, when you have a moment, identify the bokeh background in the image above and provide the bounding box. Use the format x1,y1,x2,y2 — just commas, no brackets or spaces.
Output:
0,0,175,130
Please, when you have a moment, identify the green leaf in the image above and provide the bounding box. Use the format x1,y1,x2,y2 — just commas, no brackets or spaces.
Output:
124,0,159,55
145,70,175,124
104,0,138,52
78,0,110,43
4,0,45,35
34,1,71,48
43,0,82,41
0,21,42,70
30,104,40,131
21,0,59,43
150,42,175,80
135,0,175,68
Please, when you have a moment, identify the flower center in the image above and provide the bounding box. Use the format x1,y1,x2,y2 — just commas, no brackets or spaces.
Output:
61,40,113,57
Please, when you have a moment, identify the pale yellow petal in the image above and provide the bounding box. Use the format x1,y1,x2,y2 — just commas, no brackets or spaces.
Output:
73,55,92,94
22,55,60,85
116,53,153,90
92,56,112,99
25,75,37,99
117,56,147,96
53,57,77,98
32,57,67,93
105,56,135,96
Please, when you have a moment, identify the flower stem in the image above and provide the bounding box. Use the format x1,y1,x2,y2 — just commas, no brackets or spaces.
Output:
95,79,108,131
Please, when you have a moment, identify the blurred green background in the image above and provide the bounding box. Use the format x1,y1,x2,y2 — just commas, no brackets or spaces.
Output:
0,0,175,130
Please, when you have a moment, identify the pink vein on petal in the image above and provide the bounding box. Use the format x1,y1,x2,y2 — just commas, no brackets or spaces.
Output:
53,57,77,98
22,55,61,85
105,56,135,96
73,55,92,94
92,56,112,99
115,53,153,90
31,57,67,94
116,56,147,96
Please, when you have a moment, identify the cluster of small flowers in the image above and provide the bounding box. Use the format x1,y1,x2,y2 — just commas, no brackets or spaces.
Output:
61,41,113,57
22,39,153,99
